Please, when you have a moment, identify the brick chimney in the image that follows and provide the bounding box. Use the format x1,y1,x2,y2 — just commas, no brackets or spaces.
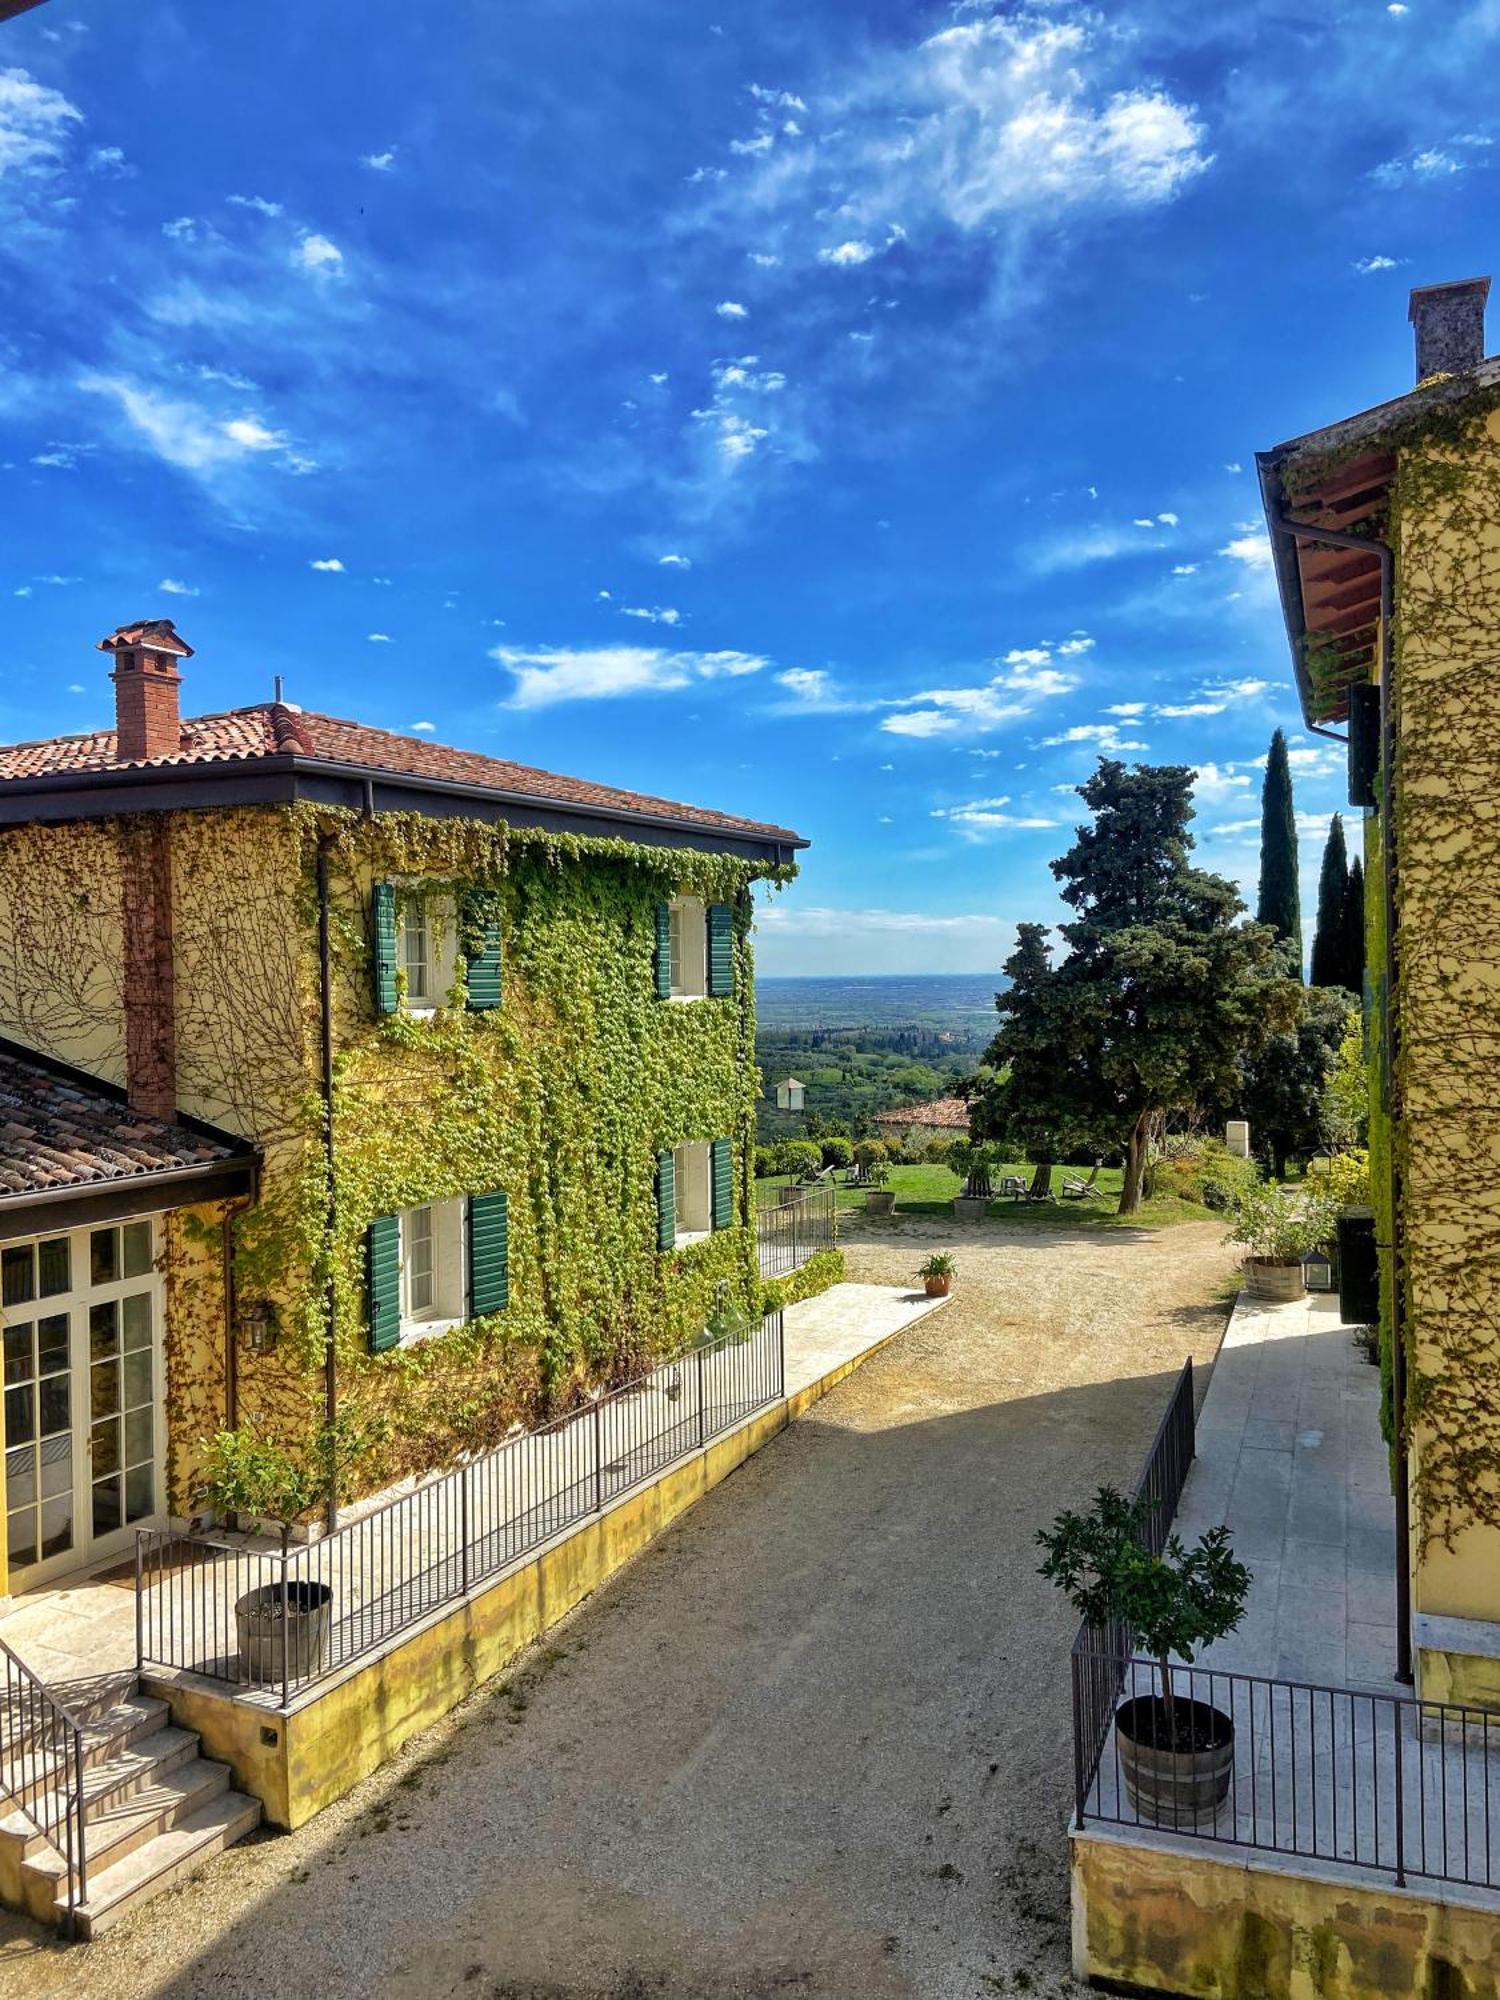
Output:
98,619,193,763
1409,276,1491,383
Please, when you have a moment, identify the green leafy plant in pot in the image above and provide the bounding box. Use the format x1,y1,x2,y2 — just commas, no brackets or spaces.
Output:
198,1408,384,1687
1227,1181,1335,1301
918,1252,955,1298
1038,1488,1251,1825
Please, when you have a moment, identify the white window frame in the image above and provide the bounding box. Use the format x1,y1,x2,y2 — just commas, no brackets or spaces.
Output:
668,895,708,1001
397,889,460,1014
672,1141,713,1246
398,1199,467,1343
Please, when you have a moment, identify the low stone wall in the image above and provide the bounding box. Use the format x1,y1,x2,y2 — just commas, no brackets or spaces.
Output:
1073,1824,1500,1998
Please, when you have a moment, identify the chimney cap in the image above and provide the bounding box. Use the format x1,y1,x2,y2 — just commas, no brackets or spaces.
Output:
1408,274,1492,322
98,618,194,660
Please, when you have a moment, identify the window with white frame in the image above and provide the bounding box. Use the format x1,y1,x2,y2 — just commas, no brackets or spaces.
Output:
668,896,707,1000
397,891,459,1011
673,1141,712,1244
399,1199,466,1336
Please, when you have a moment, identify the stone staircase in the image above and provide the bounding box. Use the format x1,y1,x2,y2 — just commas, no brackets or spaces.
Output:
0,1684,261,1938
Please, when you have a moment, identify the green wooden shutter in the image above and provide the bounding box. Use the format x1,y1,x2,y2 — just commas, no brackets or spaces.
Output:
468,1191,509,1314
372,881,399,1016
653,902,672,998
710,1138,734,1231
706,904,734,997
367,1214,401,1352
463,893,503,1012
655,1149,676,1251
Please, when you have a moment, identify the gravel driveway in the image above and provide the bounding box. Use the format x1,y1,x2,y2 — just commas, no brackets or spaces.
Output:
0,1216,1237,2000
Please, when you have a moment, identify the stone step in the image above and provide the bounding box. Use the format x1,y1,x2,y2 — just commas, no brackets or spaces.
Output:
21,1755,233,1905
71,1790,263,1939
0,1692,171,1792
2,1727,200,1858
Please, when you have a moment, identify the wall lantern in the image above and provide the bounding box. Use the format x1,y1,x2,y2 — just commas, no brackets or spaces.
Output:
1303,1250,1334,1293
238,1298,280,1354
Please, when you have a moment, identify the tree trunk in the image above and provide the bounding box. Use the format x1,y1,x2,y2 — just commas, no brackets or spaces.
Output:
1118,1112,1151,1215
1028,1160,1051,1199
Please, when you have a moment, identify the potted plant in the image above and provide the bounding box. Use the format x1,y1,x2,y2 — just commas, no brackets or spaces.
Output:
1038,1488,1251,1826
198,1409,379,1685
1226,1181,1333,1301
951,1142,992,1222
919,1252,955,1298
856,1141,895,1216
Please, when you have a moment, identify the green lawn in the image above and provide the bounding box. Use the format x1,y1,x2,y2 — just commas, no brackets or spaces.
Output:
755,1162,1218,1229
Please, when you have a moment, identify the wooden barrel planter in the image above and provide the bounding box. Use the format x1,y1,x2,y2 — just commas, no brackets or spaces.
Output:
1115,1694,1234,1826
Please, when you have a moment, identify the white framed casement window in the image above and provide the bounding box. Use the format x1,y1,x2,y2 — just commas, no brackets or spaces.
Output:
672,1141,712,1245
397,890,459,1012
668,895,707,1000
398,1199,466,1340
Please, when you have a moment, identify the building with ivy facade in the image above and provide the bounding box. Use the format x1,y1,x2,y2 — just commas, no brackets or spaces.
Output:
0,618,805,1599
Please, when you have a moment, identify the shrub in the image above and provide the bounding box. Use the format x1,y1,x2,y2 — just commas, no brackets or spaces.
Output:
853,1138,889,1170
1155,1137,1258,1212
772,1139,822,1180
754,1145,778,1182
1226,1180,1336,1263
820,1136,854,1171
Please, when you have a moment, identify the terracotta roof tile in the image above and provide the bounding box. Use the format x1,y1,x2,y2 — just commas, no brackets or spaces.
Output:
0,1044,250,1200
0,704,803,845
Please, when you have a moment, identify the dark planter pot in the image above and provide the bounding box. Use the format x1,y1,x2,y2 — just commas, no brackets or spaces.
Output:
235,1580,334,1685
1116,1694,1234,1826
923,1274,953,1298
1244,1256,1305,1302
865,1189,895,1217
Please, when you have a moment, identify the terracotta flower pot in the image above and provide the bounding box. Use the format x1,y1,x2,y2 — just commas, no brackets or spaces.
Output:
923,1274,953,1298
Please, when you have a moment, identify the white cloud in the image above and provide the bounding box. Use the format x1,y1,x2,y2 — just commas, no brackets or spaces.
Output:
495,643,768,708
0,68,82,176
162,216,198,242
80,377,296,477
1056,636,1095,657
1157,511,1179,526
295,232,344,275
362,149,397,171
820,240,876,266
88,143,129,175
158,578,198,597
1218,525,1272,570
715,300,749,319
885,647,1080,739
368,632,393,643
226,193,283,217
310,557,345,573
1156,700,1225,718
658,552,692,568
410,719,436,731
1133,517,1155,528
931,796,1059,836
1043,723,1148,751
1172,563,1198,576
1191,762,1252,803
620,604,682,625
1354,254,1402,274
1105,702,1148,717
1372,146,1461,185
223,416,283,450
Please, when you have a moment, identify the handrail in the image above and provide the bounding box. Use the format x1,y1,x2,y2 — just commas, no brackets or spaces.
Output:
0,1633,87,1934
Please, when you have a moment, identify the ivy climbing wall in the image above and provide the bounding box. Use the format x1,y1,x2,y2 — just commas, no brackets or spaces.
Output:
1389,406,1500,1629
0,798,794,1510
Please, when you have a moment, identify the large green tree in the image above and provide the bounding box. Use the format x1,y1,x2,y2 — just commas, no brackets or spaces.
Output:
1236,984,1358,1178
973,762,1298,1215
1256,728,1302,973
1309,813,1350,989
1339,855,1366,996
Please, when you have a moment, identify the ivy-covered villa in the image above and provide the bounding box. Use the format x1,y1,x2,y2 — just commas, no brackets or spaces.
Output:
0,619,805,1601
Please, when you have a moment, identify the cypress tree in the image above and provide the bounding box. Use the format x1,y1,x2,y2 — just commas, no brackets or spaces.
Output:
1256,728,1302,974
1309,813,1350,988
1339,855,1366,995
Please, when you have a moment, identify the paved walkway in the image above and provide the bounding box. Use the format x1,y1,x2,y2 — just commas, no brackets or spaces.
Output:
0,1218,1239,1999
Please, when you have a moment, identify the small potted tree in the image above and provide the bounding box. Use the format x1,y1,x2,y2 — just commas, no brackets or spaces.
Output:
856,1141,895,1216
1038,1488,1251,1826
198,1410,379,1685
951,1142,993,1222
1227,1181,1333,1301
919,1252,955,1298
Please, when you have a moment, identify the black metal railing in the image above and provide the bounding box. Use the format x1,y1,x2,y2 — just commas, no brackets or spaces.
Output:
1071,1357,1196,1805
0,1636,86,1933
756,1182,836,1279
138,1310,786,1710
1074,1649,1500,1891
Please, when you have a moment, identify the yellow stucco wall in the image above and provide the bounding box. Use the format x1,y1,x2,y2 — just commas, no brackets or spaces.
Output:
0,818,127,1084
1073,1828,1500,1998
1389,406,1500,1648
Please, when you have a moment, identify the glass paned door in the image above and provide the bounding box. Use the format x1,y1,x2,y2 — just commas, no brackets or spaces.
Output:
1,1221,163,1589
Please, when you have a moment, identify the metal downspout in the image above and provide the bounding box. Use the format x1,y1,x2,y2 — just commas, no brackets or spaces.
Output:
316,837,339,1532
1269,512,1412,1685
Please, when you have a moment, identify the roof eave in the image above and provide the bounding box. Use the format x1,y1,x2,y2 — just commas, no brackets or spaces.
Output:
1256,451,1322,728
0,752,808,864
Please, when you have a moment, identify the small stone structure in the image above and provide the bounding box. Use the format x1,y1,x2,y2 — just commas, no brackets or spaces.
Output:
1224,1119,1250,1159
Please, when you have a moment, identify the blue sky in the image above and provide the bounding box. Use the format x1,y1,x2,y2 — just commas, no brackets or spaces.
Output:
0,2,1493,974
